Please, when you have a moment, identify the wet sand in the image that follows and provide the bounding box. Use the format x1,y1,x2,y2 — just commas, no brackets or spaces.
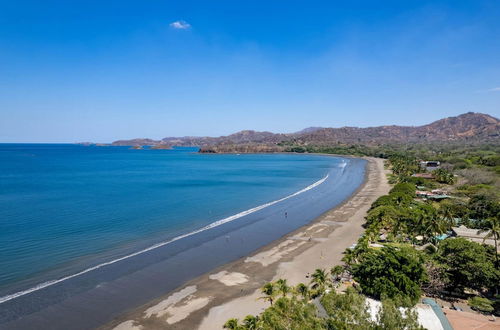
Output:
0,155,364,330
105,157,390,330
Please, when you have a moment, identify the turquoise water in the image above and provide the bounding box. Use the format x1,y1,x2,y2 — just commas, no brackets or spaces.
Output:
0,144,342,297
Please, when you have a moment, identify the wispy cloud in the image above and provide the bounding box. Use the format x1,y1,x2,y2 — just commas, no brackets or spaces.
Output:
169,20,191,30
475,87,500,93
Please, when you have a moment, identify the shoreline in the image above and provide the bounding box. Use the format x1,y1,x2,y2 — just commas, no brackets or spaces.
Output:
0,154,364,330
106,157,390,330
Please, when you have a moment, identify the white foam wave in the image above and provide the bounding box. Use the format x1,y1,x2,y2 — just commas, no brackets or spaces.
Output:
0,173,329,304
339,160,347,173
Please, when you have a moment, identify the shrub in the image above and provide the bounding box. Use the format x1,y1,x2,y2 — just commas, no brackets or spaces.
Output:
365,205,402,230
377,299,424,330
468,192,500,220
478,155,500,167
447,157,471,170
468,297,494,313
456,168,497,185
390,182,416,196
401,176,437,189
455,184,493,197
321,288,372,328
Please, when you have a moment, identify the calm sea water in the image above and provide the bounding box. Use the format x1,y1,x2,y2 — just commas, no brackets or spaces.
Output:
0,144,344,298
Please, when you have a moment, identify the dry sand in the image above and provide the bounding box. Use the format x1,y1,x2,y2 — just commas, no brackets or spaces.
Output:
104,157,390,330
444,308,500,329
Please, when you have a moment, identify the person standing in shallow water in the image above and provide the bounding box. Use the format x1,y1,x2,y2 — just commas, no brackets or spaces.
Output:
285,212,288,218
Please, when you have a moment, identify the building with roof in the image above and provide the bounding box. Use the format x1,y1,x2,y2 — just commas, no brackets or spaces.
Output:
420,161,441,171
413,173,435,179
451,225,499,252
416,190,451,200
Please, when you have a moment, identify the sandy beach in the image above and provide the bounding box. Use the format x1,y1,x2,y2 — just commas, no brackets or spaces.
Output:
104,157,389,330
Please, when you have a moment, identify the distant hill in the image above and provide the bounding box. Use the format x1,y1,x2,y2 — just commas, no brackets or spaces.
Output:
109,112,500,150
293,127,325,134
292,112,499,146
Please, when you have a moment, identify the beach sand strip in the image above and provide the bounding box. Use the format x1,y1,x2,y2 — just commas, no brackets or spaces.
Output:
103,157,390,330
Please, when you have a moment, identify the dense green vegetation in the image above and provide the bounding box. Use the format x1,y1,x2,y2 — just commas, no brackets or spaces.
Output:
223,285,424,330
359,154,500,296
435,238,498,292
351,245,427,306
359,153,500,311
321,288,423,330
281,142,499,162
225,144,500,328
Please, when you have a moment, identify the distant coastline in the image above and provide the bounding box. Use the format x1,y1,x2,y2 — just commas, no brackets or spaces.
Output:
82,112,499,150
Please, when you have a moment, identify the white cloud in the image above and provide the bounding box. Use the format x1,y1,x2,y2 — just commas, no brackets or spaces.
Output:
486,87,500,92
169,20,191,29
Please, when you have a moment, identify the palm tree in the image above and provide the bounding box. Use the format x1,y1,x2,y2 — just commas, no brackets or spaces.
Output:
342,247,357,266
223,318,240,329
438,201,456,229
365,226,380,244
242,315,259,330
310,268,327,295
259,282,276,306
434,168,455,184
422,216,446,245
354,238,370,259
330,265,344,287
413,204,442,244
275,279,290,297
480,217,500,268
295,283,309,301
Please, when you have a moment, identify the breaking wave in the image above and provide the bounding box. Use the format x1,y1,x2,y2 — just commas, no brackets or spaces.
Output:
0,173,330,304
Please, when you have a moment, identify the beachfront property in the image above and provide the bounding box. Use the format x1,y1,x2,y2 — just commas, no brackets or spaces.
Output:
415,189,451,200
451,225,499,252
420,161,441,171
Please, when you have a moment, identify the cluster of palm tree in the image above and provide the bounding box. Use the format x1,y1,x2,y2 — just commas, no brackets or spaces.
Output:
433,168,456,184
223,267,347,330
258,279,292,306
224,315,260,330
389,154,420,179
342,156,500,305
258,267,346,306
364,202,452,247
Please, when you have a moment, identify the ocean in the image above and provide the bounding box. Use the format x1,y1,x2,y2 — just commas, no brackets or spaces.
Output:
0,144,366,329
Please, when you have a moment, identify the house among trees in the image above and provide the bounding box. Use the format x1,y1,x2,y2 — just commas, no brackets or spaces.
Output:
420,160,441,171
451,225,499,252
416,190,451,200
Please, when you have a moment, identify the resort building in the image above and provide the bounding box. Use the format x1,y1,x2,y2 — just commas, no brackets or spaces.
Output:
420,161,441,171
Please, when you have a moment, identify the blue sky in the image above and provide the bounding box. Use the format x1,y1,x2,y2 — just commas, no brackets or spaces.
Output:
1,0,499,142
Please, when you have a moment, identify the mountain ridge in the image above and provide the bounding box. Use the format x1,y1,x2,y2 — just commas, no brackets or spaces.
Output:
109,112,499,149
